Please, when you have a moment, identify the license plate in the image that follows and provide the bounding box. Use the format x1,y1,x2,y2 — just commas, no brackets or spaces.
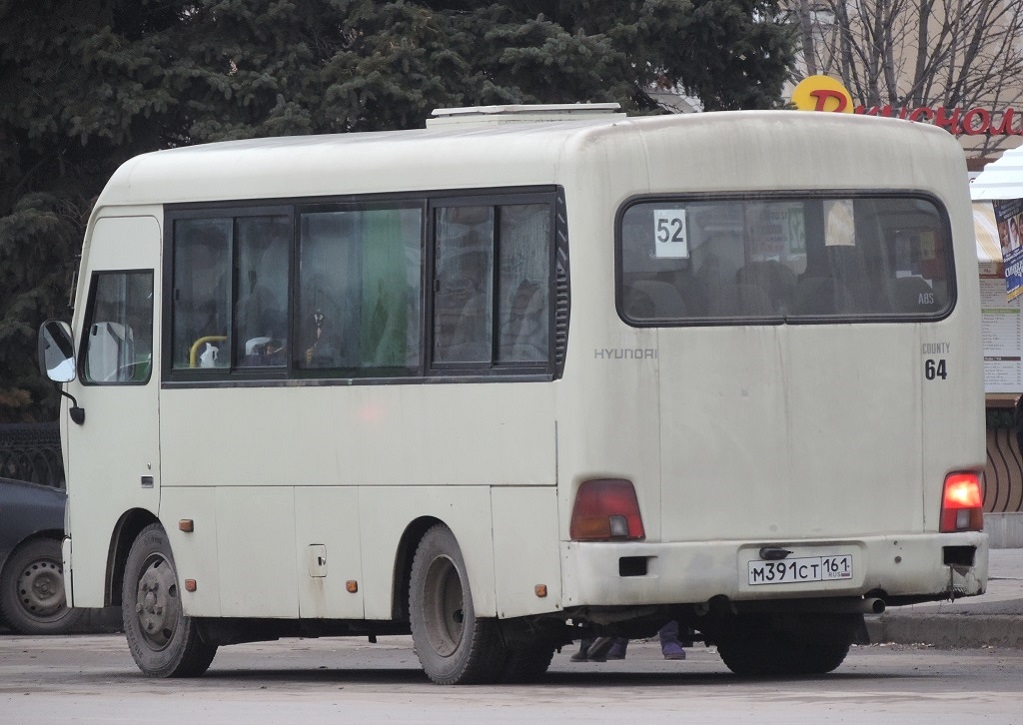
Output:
747,554,853,586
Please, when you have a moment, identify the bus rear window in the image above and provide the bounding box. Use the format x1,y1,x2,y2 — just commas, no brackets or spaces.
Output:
617,195,953,325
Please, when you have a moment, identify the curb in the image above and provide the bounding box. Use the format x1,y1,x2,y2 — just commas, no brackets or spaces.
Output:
866,614,1023,649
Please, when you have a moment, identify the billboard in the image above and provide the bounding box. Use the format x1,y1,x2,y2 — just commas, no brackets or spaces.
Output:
993,198,1023,301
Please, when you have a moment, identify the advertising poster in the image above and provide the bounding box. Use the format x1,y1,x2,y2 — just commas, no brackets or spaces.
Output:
982,276,1023,393
993,198,1023,301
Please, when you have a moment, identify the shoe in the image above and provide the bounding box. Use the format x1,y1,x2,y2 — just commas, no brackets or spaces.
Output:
605,641,628,660
570,649,589,662
585,637,614,662
662,643,687,660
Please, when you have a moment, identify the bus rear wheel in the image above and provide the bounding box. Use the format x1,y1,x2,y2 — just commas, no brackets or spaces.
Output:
500,645,555,683
122,523,217,678
409,524,506,684
716,613,854,676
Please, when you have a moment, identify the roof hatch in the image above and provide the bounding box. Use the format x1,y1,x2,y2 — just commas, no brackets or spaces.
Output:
426,103,625,128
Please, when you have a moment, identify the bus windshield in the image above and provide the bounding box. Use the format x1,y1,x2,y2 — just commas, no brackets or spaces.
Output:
618,194,953,324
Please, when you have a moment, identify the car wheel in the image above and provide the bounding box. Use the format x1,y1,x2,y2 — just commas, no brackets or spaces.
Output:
0,537,85,635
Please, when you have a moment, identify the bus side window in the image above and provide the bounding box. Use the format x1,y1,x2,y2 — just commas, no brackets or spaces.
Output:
357,207,422,372
235,216,289,367
171,218,231,369
433,207,495,365
298,205,423,375
433,201,553,367
497,204,550,363
82,271,154,384
297,207,346,368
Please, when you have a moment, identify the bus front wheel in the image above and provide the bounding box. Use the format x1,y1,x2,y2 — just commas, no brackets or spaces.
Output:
409,524,505,684
122,523,217,678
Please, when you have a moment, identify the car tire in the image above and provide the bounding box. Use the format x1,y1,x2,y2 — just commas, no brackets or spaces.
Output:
0,537,85,635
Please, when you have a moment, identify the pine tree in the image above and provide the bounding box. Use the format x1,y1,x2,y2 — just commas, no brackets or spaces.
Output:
0,0,794,421
0,0,179,421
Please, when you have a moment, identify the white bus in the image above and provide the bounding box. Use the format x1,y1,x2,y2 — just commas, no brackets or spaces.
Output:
39,104,987,684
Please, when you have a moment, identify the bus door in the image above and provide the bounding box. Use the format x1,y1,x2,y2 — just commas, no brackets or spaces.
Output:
66,215,161,606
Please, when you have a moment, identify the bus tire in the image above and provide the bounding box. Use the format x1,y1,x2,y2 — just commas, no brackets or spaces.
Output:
500,645,555,683
409,524,505,685
716,614,852,676
781,613,855,675
716,629,780,676
787,639,851,675
0,537,85,635
122,523,217,678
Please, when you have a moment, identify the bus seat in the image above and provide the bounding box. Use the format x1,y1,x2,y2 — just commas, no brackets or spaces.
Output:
443,291,490,362
705,282,741,316
794,276,844,315
237,284,285,363
694,255,740,317
736,284,775,316
499,281,547,361
736,261,797,313
624,280,687,319
827,245,876,312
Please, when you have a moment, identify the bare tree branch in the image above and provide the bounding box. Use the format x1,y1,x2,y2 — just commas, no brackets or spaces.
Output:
787,0,1023,156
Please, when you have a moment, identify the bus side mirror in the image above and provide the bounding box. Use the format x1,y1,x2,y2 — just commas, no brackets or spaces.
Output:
38,320,77,383
38,320,85,424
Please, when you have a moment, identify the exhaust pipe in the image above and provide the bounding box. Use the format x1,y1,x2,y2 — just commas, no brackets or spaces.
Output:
861,597,886,614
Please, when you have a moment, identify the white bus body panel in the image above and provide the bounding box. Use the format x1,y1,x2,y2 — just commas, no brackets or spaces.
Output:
157,381,556,618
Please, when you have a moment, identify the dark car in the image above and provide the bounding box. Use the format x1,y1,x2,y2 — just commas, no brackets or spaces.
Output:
0,477,84,634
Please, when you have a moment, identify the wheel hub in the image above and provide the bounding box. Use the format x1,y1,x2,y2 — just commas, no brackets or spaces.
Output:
17,559,65,618
134,557,180,648
424,555,465,657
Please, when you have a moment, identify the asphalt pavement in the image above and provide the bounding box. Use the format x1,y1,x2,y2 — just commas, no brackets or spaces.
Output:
867,547,1023,648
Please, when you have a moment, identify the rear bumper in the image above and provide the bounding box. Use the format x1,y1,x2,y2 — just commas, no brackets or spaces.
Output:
560,532,988,607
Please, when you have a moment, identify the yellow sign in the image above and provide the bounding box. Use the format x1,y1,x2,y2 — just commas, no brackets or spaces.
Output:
791,74,1023,137
792,75,854,113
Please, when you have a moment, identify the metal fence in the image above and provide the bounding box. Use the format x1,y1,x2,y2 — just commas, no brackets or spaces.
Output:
0,423,64,489
985,406,1023,514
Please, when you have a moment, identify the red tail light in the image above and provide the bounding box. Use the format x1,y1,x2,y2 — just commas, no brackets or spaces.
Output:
570,478,645,541
939,472,984,533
